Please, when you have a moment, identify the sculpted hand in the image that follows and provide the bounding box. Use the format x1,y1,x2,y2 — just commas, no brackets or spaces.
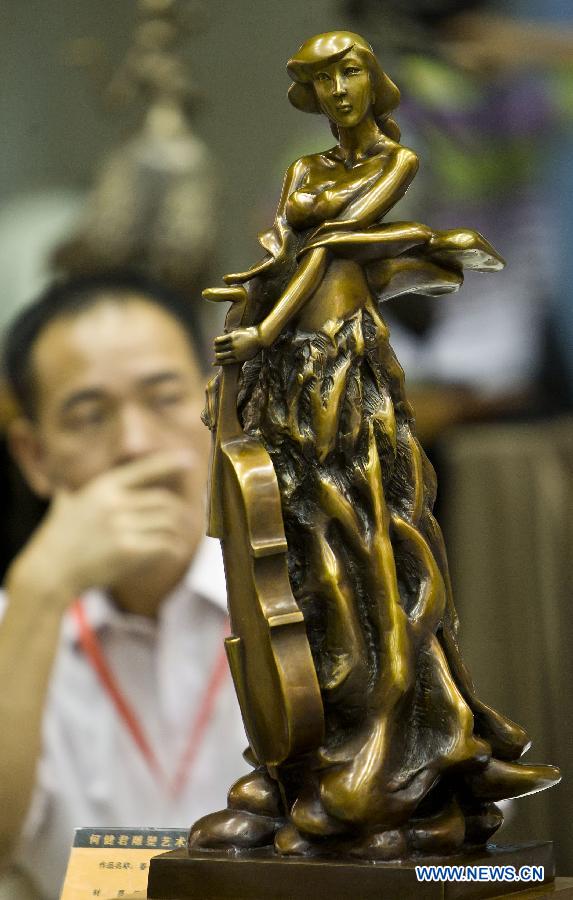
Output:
6,451,197,611
214,326,263,365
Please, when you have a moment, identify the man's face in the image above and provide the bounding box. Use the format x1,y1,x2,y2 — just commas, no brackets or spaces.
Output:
26,294,209,500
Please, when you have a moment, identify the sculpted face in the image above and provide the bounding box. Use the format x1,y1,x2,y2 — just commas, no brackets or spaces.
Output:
24,295,209,500
312,52,373,128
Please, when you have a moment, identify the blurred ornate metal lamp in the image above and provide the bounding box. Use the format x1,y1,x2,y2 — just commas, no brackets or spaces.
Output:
54,0,216,297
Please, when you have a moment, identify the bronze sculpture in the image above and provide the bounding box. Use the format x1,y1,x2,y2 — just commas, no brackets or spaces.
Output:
190,31,560,861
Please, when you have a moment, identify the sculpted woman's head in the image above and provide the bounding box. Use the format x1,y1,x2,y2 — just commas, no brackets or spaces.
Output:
287,31,401,139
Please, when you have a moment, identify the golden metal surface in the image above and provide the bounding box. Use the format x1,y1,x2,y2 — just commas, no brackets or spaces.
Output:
191,31,560,860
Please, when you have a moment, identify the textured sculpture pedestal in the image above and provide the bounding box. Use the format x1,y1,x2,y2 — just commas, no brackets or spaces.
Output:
148,841,556,899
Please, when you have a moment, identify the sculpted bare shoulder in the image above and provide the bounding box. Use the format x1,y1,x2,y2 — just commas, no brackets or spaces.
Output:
395,143,419,174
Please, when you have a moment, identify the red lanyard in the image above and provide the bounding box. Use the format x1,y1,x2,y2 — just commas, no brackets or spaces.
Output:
72,598,229,798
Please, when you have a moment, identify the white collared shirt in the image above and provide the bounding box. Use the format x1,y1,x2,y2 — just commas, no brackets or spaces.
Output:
2,538,248,899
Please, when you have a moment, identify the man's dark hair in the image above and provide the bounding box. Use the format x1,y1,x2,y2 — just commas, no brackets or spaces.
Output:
2,271,208,419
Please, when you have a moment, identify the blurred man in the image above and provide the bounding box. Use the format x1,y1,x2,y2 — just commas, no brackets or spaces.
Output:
0,273,247,898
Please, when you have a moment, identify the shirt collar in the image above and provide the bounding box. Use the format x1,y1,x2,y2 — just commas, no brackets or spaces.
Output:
63,536,228,646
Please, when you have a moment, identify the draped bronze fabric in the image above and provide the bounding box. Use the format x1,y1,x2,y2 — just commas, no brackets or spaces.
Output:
232,267,556,845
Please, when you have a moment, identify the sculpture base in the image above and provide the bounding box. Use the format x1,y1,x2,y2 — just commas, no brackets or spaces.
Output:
148,841,556,899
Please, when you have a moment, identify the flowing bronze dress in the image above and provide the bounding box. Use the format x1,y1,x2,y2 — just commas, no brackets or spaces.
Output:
197,137,559,856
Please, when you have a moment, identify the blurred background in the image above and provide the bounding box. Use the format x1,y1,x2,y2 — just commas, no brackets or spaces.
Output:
1,0,573,878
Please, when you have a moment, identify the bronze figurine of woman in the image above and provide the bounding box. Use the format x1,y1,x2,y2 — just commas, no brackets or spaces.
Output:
193,32,559,859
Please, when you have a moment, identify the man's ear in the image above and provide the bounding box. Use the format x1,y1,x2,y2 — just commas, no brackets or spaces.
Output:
7,418,54,499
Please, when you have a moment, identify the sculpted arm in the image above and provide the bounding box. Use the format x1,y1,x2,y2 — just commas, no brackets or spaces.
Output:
214,247,327,363
257,246,327,346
